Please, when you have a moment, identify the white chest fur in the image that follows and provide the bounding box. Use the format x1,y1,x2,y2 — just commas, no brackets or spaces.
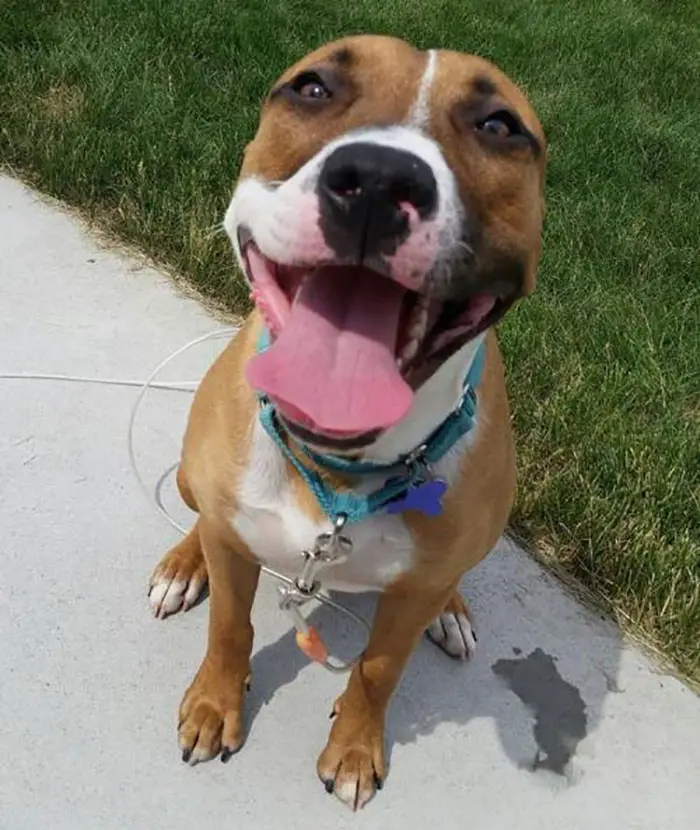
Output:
230,419,418,593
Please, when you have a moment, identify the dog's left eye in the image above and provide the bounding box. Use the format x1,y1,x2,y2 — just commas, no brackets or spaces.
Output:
475,110,523,138
290,72,332,101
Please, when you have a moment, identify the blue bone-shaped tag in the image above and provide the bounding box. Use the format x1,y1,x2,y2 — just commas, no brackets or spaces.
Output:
386,478,447,517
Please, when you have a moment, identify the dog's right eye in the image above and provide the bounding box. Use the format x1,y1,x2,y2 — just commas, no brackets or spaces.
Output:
475,110,524,139
290,72,332,101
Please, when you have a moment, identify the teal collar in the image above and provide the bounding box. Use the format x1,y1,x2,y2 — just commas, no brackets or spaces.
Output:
255,328,485,524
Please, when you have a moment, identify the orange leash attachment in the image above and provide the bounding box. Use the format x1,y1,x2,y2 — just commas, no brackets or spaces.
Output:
295,626,329,664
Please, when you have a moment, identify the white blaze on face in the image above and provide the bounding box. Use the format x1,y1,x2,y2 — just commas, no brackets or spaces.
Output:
409,49,438,130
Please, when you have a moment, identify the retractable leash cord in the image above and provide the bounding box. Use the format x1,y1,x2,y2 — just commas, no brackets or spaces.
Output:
2,328,369,674
125,329,370,673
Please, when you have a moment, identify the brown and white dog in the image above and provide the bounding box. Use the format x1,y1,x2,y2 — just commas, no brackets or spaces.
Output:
148,35,545,810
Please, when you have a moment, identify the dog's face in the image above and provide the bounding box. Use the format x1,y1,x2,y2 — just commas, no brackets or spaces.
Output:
225,35,546,450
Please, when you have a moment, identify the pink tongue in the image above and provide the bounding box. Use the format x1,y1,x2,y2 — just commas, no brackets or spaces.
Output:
247,267,413,434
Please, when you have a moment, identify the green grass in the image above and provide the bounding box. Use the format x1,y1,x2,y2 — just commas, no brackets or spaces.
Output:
2,1,699,679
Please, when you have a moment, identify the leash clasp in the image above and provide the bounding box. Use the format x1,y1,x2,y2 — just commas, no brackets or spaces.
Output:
276,513,367,674
296,512,352,593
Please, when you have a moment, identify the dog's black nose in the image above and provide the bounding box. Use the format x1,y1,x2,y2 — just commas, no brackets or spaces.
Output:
317,143,438,261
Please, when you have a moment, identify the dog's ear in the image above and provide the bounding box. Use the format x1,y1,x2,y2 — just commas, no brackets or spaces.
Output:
521,217,543,297
520,246,540,297
521,174,546,297
480,190,544,300
515,163,546,298
239,138,265,180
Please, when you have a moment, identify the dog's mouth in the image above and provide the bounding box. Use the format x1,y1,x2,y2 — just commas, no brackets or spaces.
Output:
240,235,512,445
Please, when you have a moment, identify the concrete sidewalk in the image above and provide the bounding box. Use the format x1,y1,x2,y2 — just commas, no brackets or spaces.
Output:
1,174,698,830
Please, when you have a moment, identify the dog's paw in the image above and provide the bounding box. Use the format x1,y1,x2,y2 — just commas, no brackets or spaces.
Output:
426,592,477,660
317,709,386,811
178,660,248,765
148,540,207,619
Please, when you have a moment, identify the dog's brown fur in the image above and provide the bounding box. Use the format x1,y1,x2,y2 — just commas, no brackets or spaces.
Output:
151,35,545,808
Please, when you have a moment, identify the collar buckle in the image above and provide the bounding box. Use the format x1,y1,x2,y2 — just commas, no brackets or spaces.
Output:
456,382,477,413
403,442,429,475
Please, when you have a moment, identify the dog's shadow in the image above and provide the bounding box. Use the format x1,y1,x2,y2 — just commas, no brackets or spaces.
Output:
246,538,622,776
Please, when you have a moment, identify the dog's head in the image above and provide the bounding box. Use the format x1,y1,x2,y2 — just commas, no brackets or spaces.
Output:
225,35,546,451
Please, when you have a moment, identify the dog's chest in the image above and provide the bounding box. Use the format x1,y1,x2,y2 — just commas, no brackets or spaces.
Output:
229,420,416,592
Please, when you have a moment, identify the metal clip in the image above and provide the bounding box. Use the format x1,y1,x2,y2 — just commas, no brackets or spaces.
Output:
456,382,477,413
404,442,428,468
295,549,321,595
403,442,432,482
313,513,353,562
295,513,353,594
273,514,369,674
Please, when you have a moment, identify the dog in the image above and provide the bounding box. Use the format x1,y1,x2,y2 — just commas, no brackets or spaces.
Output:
148,34,545,810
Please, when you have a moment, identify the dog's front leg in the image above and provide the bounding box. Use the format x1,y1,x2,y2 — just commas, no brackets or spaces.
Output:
318,580,455,809
178,520,260,764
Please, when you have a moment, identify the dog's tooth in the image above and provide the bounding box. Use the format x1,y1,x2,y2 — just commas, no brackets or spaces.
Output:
399,299,429,371
407,304,426,333
397,340,416,371
401,338,419,364
409,310,428,342
413,293,430,316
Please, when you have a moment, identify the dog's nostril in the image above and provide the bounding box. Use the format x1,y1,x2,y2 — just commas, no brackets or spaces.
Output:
326,167,363,200
389,180,433,213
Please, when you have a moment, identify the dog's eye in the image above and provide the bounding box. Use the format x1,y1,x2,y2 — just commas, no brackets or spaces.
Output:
291,72,332,101
475,110,523,138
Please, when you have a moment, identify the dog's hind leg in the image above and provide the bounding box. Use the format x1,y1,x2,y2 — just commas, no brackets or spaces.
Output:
149,520,208,618
425,590,477,660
